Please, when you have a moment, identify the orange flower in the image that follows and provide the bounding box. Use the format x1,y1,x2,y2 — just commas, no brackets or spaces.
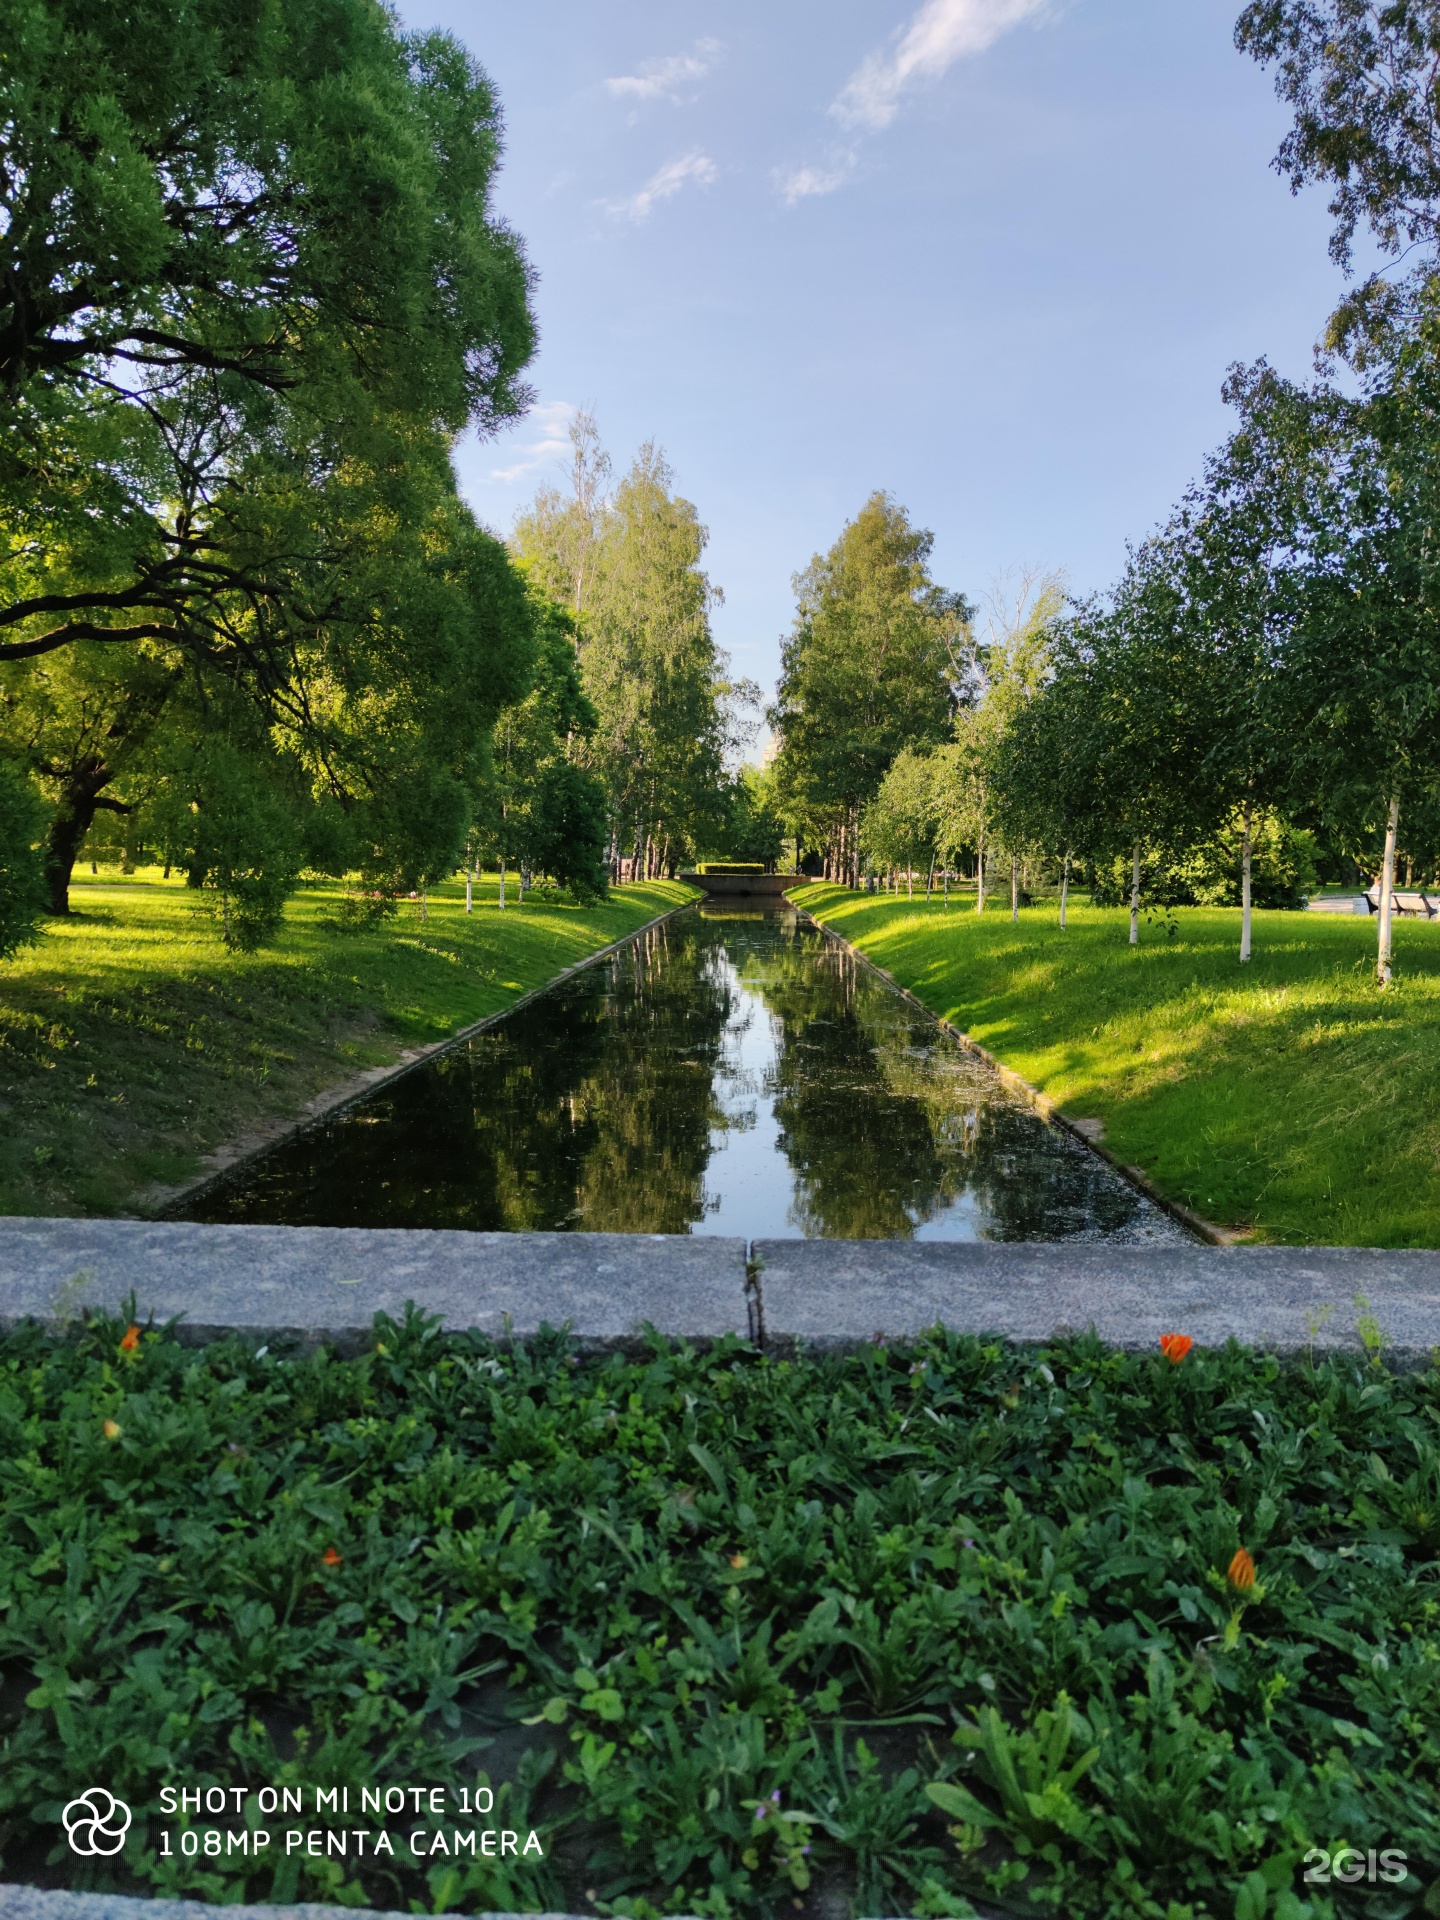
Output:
730,1553,750,1570
321,1547,343,1567
1228,1547,1256,1594
102,1418,122,1440
1159,1333,1193,1365
119,1324,140,1352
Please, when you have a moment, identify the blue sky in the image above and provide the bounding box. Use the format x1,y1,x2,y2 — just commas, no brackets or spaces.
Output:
396,0,1351,708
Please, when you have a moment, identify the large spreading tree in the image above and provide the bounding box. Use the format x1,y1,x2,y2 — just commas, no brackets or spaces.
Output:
0,0,538,916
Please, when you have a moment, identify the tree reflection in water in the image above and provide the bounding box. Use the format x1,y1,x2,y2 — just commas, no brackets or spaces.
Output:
184,906,1187,1241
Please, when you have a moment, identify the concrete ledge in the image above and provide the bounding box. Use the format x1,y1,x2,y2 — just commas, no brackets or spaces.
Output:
4,1220,1439,1364
752,1239,1440,1361
0,1893,582,1920
0,1220,753,1353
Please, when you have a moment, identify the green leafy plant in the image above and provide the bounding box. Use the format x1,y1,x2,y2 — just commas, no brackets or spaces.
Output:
1,1310,1437,1917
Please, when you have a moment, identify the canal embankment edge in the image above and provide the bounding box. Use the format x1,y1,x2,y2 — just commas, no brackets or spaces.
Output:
140,896,702,1221
2,1218,1438,1362
788,897,1238,1247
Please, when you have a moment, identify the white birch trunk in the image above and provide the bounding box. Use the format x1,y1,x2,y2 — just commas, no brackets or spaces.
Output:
1059,852,1070,929
1377,794,1400,986
498,855,506,910
465,870,472,914
1239,805,1253,964
1129,840,1141,946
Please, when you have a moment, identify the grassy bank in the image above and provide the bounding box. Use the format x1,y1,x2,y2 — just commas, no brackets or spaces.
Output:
0,872,693,1218
791,885,1440,1247
3,1310,1434,1918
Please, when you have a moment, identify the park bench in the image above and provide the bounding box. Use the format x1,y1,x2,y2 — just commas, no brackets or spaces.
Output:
1363,888,1438,918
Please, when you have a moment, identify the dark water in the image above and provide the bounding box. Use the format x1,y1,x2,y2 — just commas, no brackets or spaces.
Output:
180,905,1188,1241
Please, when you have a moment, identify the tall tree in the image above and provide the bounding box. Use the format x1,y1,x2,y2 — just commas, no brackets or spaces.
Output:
488,594,609,902
515,431,737,877
0,0,540,920
769,493,970,883
1,0,534,669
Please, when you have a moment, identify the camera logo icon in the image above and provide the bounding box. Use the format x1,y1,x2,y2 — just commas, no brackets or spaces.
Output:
62,1789,132,1856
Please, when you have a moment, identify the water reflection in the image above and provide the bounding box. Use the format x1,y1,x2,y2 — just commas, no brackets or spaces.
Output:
181,906,1187,1241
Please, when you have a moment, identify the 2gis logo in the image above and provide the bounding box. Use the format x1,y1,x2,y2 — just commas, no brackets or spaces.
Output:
62,1790,132,1857
1303,1845,1407,1885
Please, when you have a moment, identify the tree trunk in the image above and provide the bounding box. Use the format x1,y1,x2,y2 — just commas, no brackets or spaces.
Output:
943,865,949,905
1010,857,1018,923
44,764,119,915
1378,795,1400,986
926,853,935,899
1239,804,1253,964
906,863,913,900
1129,840,1141,946
1059,852,1070,929
465,870,472,913
975,832,985,913
498,855,506,909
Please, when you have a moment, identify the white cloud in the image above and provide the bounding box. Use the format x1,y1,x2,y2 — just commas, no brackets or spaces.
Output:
834,0,1053,132
776,153,858,205
603,150,718,223
487,400,576,484
605,38,722,104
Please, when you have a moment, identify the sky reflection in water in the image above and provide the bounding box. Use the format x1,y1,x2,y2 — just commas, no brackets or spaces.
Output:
183,905,1187,1241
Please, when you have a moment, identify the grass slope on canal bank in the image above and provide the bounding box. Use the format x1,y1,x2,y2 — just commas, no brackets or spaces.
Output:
0,873,694,1219
791,885,1440,1248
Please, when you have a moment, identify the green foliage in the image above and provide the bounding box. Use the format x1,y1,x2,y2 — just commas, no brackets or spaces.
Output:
486,595,608,901
769,493,971,872
0,760,47,959
863,747,939,877
0,0,540,917
148,730,306,951
700,768,786,869
2,1311,1437,1918
514,424,736,873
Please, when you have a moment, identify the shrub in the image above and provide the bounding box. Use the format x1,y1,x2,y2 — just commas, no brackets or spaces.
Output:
0,760,47,959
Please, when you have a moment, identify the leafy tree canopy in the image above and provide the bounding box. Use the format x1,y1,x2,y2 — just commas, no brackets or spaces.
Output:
769,493,970,865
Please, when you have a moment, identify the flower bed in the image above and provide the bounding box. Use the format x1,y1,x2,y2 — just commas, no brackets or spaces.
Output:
1,1311,1437,1918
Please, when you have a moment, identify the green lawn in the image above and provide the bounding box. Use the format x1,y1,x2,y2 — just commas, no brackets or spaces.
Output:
0,871,693,1218
791,884,1440,1247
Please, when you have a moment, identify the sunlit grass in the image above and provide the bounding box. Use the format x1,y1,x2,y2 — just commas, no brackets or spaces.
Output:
0,869,693,1218
792,885,1440,1246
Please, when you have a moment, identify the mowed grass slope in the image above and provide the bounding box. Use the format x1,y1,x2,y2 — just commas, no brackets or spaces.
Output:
0,872,693,1218
792,884,1440,1246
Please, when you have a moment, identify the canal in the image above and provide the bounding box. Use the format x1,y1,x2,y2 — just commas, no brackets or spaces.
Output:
179,904,1188,1241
